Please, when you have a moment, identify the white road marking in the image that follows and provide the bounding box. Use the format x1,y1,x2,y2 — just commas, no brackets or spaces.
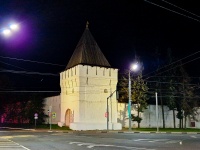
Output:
69,141,155,150
166,140,181,144
190,135,197,138
0,138,30,150
148,139,170,142
134,138,180,144
134,139,152,141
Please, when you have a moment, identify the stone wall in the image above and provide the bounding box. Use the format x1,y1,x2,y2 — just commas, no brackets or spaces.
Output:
117,103,200,128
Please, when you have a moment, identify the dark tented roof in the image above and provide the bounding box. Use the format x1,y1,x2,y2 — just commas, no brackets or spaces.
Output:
65,24,111,70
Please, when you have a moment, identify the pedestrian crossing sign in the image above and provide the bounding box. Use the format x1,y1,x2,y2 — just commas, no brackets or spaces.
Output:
52,112,56,118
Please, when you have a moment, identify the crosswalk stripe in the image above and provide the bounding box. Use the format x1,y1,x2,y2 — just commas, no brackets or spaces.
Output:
0,138,30,150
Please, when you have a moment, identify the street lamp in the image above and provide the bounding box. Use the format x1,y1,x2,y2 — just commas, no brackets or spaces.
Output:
128,62,139,131
9,24,19,30
1,23,20,37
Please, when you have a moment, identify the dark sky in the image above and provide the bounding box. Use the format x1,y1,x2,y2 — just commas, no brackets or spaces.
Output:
0,0,199,92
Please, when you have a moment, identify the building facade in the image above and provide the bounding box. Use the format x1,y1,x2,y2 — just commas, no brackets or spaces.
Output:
44,23,122,130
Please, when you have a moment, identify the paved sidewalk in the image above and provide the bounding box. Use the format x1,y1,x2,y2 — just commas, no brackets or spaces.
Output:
1,127,200,134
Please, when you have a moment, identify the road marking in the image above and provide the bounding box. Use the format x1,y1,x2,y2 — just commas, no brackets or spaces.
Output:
134,139,180,144
70,141,155,150
148,139,169,142
1,135,35,139
134,139,152,141
0,138,30,150
166,140,181,144
190,135,197,138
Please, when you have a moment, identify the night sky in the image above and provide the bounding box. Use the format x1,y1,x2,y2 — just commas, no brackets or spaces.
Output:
0,0,199,93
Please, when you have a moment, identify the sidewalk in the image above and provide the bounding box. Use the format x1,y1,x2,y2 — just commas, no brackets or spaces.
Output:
1,127,200,134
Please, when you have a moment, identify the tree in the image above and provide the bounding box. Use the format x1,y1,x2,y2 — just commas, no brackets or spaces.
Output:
118,66,149,128
131,74,149,128
164,48,179,128
178,65,197,129
151,47,166,128
2,93,47,125
27,93,46,124
0,75,13,123
166,62,198,129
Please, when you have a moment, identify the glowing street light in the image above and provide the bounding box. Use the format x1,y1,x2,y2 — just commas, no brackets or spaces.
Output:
2,29,11,36
9,23,19,31
131,63,138,71
128,62,139,131
1,23,20,37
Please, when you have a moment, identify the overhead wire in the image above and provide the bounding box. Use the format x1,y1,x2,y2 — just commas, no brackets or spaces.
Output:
144,0,200,23
0,69,59,76
0,91,60,93
145,75,200,79
143,51,200,78
149,56,200,77
142,0,200,79
0,55,65,67
161,0,200,18
0,60,30,71
146,80,198,86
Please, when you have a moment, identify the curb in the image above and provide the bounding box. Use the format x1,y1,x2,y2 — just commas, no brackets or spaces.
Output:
1,127,200,134
98,131,200,134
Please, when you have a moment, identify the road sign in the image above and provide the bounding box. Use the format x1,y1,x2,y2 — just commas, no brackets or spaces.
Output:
34,116,38,119
34,113,38,117
52,112,56,118
105,112,108,118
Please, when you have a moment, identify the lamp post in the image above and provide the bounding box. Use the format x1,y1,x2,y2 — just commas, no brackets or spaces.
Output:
155,92,159,132
106,90,117,131
49,106,52,131
128,63,139,131
128,70,131,131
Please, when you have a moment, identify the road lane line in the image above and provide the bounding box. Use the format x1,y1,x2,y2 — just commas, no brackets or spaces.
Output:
134,139,152,141
166,140,180,144
148,139,170,142
190,135,197,138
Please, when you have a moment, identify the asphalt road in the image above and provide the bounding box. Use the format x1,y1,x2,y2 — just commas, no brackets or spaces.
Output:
0,129,200,150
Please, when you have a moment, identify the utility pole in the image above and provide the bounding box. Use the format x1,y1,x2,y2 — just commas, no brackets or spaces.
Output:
107,90,117,131
155,92,159,132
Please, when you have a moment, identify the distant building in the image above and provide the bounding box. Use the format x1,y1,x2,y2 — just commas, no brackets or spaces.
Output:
44,22,122,130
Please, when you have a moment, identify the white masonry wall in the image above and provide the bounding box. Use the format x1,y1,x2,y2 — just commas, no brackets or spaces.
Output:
44,95,61,124
60,64,122,130
117,103,200,128
43,96,200,129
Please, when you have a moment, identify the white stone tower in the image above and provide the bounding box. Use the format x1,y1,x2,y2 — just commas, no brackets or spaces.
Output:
59,22,122,130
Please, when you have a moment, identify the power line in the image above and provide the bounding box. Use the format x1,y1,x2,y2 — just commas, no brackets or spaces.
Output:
0,91,60,93
0,55,65,67
0,69,59,76
146,75,200,79
149,95,199,98
161,0,200,18
144,55,200,80
0,60,29,71
144,0,200,23
143,50,200,78
146,80,198,86
154,56,200,76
